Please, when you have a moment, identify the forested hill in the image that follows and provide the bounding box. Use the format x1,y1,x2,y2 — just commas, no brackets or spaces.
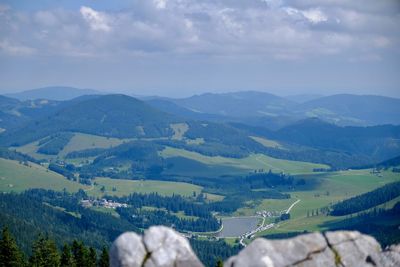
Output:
0,95,181,146
271,118,400,160
170,91,295,118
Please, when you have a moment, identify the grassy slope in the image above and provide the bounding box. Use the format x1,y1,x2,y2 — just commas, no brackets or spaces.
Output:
13,140,55,160
256,169,400,235
14,133,131,159
59,133,131,156
0,158,213,198
161,147,328,175
88,177,203,197
0,158,87,192
250,136,285,149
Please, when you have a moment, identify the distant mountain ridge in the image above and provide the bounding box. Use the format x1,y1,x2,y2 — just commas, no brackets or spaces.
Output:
5,86,103,101
145,91,400,127
296,94,400,126
171,91,295,118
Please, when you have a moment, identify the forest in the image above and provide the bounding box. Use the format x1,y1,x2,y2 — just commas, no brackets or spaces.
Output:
330,181,400,216
0,227,109,267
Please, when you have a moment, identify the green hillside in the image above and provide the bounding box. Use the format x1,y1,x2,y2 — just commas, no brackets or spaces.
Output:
0,95,179,146
0,158,87,192
255,169,400,235
160,147,328,175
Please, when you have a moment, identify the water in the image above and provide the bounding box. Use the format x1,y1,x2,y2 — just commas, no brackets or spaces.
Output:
218,217,260,238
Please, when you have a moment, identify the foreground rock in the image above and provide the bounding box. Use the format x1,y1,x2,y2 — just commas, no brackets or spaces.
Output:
110,226,203,267
110,227,400,267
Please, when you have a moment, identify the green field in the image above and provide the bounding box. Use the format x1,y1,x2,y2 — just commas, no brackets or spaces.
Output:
13,141,55,160
59,133,131,157
250,136,285,150
0,158,211,199
13,132,130,159
0,158,88,193
255,169,400,236
160,147,328,175
88,177,203,197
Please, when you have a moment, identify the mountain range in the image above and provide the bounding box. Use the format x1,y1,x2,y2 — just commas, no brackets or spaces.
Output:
1,89,399,168
5,86,103,101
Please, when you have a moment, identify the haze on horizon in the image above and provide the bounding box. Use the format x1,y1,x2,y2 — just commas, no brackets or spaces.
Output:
0,0,399,98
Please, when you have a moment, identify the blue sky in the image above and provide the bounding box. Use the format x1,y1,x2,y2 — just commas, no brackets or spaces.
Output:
0,0,399,97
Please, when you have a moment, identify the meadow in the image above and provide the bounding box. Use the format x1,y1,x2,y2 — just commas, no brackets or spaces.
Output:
255,169,400,236
0,158,217,199
160,146,328,175
88,177,203,197
0,158,87,192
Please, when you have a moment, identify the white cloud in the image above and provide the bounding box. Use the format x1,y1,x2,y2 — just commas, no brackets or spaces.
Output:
301,8,328,24
154,0,167,9
0,0,397,61
80,6,111,32
284,7,328,24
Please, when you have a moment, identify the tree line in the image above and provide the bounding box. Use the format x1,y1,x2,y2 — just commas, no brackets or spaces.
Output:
0,227,109,267
330,181,400,216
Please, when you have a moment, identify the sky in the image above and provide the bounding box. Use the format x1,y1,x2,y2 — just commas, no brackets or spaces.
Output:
0,0,399,98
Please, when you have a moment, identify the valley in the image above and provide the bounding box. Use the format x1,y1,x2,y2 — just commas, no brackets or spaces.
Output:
0,91,399,267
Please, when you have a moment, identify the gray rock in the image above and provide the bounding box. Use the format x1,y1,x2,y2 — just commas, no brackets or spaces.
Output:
110,232,147,267
325,231,382,267
224,232,328,267
295,247,336,267
109,228,400,267
143,226,204,267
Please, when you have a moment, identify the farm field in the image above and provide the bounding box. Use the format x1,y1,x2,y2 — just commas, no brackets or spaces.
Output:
255,169,400,236
0,158,88,193
160,147,329,175
58,133,131,157
0,158,212,199
14,132,131,159
13,141,55,160
250,136,285,149
88,177,204,197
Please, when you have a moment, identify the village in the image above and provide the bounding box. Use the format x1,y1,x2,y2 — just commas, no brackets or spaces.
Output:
80,198,128,209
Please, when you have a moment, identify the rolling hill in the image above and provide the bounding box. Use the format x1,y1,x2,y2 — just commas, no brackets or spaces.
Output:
0,94,180,146
297,94,400,126
271,118,400,163
5,86,103,101
161,92,400,127
171,91,295,118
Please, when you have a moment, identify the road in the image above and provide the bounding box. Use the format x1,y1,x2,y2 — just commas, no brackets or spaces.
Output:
239,198,301,247
285,199,301,214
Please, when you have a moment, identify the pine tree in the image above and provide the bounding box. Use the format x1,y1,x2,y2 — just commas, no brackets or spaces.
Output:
0,227,25,267
71,240,88,267
87,247,97,267
30,235,60,267
98,247,109,267
60,244,75,267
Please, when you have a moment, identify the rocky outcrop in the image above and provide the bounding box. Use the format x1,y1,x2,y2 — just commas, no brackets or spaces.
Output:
110,226,203,267
110,226,400,267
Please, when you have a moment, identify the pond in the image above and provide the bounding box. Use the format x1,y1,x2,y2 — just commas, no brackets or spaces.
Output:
218,217,260,238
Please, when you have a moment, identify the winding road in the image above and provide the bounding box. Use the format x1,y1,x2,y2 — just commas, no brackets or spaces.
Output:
285,199,301,214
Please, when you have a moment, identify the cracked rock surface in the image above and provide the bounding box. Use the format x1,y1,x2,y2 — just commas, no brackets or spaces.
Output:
110,227,400,267
110,226,203,267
